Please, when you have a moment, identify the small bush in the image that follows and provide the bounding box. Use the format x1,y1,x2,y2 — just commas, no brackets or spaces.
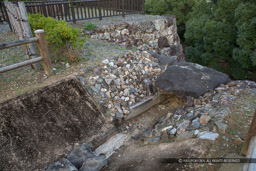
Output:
84,22,96,31
28,13,86,62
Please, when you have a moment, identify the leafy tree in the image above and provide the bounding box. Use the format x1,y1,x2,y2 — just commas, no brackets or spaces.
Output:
185,0,256,79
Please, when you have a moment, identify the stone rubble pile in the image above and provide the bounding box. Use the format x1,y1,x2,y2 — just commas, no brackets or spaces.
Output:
131,80,256,144
89,16,184,60
86,50,166,119
46,143,107,171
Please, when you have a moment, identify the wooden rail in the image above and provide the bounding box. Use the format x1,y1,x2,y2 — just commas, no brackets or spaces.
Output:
0,37,38,50
0,29,52,76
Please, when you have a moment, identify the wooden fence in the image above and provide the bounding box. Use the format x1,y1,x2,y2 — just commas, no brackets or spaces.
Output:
0,0,145,24
0,29,52,76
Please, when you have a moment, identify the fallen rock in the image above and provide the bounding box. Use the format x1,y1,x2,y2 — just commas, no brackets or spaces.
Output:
176,131,194,141
198,132,219,141
46,158,78,171
177,120,190,134
79,156,107,171
67,143,95,169
199,114,211,125
156,62,231,98
215,121,228,133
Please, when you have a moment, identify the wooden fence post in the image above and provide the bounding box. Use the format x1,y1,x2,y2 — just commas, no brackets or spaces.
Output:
70,0,76,23
122,0,125,18
41,0,47,17
142,0,145,15
18,2,41,70
34,29,52,76
98,0,102,20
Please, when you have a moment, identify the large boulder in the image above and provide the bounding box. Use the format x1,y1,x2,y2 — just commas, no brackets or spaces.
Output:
156,62,231,98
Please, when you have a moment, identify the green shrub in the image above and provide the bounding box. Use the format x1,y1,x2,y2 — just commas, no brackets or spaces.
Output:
28,13,86,62
184,0,256,79
84,22,96,31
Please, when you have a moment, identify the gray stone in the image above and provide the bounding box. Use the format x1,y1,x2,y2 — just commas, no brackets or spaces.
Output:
215,121,228,133
79,156,107,171
46,158,78,171
97,78,103,83
177,120,190,134
116,112,124,119
198,132,219,141
95,84,101,90
169,128,177,135
176,131,194,141
138,21,155,33
67,143,95,169
149,52,177,65
154,19,166,31
149,136,161,143
158,36,169,48
189,118,200,130
91,86,99,94
156,62,231,98
105,78,113,85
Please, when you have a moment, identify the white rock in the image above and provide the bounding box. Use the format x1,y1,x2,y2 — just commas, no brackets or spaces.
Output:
125,97,129,101
109,62,114,67
102,59,109,64
65,63,70,68
162,125,173,132
198,132,219,141
170,128,177,135
194,130,200,135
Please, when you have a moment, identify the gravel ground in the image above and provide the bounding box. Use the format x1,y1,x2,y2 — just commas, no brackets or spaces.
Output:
75,14,164,28
0,20,130,102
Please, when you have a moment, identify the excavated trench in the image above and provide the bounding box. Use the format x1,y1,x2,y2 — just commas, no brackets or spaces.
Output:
0,75,182,170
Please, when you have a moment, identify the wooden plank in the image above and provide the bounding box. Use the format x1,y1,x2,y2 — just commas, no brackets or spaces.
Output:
0,37,38,50
80,1,84,19
0,57,42,73
70,0,76,23
34,29,52,76
242,111,256,156
18,2,40,70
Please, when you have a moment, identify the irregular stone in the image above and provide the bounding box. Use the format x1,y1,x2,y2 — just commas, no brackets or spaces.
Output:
121,29,129,35
67,143,95,169
95,133,130,159
234,137,244,145
199,115,211,125
176,131,194,141
102,59,109,64
104,32,110,40
194,130,200,136
149,136,162,144
46,158,78,171
116,112,124,119
95,84,101,90
156,62,231,98
177,120,190,134
198,132,219,141
154,19,166,31
189,118,200,130
105,78,113,85
158,36,169,48
79,156,107,171
215,121,228,133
